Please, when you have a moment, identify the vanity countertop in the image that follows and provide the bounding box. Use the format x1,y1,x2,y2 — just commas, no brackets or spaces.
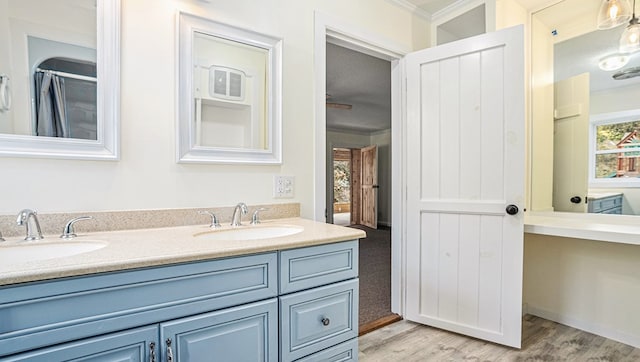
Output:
0,218,366,286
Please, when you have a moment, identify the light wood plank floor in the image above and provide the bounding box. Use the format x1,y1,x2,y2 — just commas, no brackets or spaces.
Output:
359,315,640,361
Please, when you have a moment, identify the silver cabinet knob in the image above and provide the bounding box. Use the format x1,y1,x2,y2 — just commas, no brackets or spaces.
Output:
321,317,330,326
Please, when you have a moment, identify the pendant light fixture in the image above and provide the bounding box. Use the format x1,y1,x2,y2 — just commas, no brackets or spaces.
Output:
620,0,640,53
598,0,633,29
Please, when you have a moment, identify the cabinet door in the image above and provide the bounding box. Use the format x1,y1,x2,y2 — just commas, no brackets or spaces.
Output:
0,326,157,362
160,299,277,362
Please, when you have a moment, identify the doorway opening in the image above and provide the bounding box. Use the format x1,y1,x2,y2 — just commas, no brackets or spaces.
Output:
325,41,398,334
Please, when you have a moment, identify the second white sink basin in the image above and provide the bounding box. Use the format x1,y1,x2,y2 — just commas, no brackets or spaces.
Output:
0,241,107,264
194,225,304,241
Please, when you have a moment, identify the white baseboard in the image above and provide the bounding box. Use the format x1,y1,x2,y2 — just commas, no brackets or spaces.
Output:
527,306,640,348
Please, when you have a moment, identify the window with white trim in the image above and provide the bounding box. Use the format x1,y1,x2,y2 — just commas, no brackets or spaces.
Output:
590,110,640,187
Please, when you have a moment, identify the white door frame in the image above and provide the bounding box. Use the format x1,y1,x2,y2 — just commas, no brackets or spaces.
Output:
313,11,409,314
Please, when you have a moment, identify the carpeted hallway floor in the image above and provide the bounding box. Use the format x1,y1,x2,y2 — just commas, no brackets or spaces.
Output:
349,224,393,327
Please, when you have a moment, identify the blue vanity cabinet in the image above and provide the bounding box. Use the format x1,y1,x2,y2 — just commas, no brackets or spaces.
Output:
0,240,359,362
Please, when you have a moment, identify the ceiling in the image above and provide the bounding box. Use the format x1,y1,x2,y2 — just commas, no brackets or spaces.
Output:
326,43,391,133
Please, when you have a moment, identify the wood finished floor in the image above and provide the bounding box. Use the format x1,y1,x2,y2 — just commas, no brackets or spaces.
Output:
359,315,640,361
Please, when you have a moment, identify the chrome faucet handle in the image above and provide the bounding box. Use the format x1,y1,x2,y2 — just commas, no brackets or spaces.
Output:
16,209,43,241
250,208,269,225
198,211,221,228
60,216,93,239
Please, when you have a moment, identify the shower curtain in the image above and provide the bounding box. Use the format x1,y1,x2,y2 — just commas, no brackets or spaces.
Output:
35,71,68,138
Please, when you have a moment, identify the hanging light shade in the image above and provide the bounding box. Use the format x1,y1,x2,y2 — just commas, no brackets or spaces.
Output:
599,53,630,70
598,0,633,29
620,0,640,52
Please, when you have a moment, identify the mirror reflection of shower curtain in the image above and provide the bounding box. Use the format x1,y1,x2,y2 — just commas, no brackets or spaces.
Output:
35,71,68,137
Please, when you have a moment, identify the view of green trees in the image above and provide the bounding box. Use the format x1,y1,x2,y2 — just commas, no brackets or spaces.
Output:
333,160,350,203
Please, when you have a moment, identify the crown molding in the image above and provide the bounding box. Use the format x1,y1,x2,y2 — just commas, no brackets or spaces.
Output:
385,0,432,21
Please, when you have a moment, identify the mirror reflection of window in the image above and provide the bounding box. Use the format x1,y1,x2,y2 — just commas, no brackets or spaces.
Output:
193,32,268,150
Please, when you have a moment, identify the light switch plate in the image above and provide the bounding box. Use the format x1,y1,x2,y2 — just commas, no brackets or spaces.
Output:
274,175,294,198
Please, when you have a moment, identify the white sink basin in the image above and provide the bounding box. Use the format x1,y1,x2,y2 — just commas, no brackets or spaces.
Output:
0,241,107,264
194,225,304,241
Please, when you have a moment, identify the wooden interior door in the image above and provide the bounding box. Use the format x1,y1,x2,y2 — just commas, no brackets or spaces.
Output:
405,25,525,348
553,73,589,213
361,145,378,229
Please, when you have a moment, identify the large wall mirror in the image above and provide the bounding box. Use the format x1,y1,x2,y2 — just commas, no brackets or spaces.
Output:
177,13,282,164
0,0,120,160
532,0,640,215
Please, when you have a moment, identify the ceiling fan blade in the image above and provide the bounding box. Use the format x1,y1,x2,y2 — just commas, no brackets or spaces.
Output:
326,102,352,110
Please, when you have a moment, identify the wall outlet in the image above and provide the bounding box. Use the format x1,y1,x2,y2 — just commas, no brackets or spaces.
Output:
273,175,294,198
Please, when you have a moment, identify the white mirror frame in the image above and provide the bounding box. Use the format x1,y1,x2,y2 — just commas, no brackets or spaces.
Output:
0,0,120,160
176,12,282,164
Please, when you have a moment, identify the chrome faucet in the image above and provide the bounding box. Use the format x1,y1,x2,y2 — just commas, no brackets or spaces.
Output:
231,202,248,227
16,209,43,241
251,207,268,225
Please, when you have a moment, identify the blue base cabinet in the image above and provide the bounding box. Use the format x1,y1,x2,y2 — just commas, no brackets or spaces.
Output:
0,240,359,362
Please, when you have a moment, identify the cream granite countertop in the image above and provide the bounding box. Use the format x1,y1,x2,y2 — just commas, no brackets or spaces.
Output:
0,218,366,286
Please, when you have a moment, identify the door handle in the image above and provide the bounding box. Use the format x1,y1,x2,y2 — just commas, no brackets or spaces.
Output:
570,196,582,204
505,204,519,215
372,185,379,189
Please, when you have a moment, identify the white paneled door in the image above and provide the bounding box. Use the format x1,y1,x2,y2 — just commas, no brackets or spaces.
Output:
405,26,525,348
553,73,589,213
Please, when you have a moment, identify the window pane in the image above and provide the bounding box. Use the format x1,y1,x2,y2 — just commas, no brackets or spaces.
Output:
596,120,640,151
595,153,618,178
333,160,350,203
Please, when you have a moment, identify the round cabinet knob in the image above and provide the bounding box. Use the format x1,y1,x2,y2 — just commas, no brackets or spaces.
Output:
570,196,582,204
321,317,330,326
505,204,519,215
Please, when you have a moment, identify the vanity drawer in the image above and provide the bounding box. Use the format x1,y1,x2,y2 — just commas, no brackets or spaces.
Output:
588,194,623,213
280,279,358,362
0,252,277,357
295,338,358,362
279,240,358,294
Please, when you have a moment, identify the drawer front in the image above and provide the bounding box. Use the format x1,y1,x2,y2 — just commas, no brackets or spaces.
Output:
280,241,358,294
280,279,359,362
590,195,622,213
295,338,358,362
0,252,277,357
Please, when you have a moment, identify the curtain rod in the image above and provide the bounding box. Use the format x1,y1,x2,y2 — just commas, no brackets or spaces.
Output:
36,68,97,83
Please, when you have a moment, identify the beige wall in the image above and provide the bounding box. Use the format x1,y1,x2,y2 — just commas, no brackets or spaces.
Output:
524,233,640,347
0,0,427,216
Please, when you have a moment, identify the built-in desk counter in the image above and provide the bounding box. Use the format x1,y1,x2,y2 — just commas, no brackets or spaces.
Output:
525,211,640,245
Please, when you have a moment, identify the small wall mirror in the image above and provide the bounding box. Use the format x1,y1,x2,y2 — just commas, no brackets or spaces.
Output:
0,0,120,160
177,13,282,164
